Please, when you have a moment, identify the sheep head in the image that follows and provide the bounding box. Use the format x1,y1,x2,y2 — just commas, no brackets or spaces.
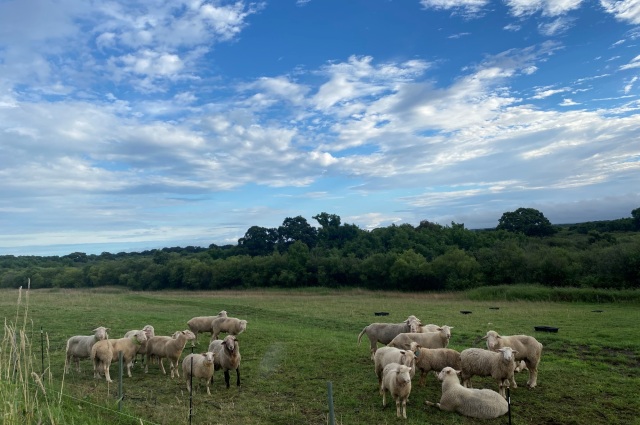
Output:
222,335,238,353
498,347,517,362
202,351,215,365
438,367,461,382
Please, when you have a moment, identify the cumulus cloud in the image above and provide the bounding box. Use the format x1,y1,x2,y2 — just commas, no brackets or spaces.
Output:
600,0,640,24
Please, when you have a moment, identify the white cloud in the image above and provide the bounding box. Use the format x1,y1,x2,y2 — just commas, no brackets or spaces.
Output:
420,0,489,15
532,87,569,98
620,54,640,70
600,0,640,24
506,0,583,17
624,76,638,93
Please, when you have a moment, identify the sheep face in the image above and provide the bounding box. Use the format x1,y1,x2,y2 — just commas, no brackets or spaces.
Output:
142,325,155,338
438,367,461,381
406,316,422,333
133,330,148,344
93,327,109,340
498,347,516,361
202,351,214,365
483,331,501,350
222,335,237,353
439,326,453,340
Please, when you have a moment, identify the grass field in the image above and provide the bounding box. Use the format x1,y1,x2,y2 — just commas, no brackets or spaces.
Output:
1,287,639,424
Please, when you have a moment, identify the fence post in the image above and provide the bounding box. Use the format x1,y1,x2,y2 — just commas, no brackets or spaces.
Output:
507,386,512,425
189,346,194,425
118,351,124,411
41,326,44,375
327,381,335,425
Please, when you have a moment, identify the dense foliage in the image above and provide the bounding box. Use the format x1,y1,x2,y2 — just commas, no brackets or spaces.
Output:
1,209,639,291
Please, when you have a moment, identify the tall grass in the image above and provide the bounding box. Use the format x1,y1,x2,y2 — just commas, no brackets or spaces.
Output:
466,284,640,302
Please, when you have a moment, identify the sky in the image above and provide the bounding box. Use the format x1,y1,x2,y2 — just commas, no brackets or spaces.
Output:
1,0,639,257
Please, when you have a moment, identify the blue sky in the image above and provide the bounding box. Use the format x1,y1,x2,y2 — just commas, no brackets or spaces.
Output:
1,0,639,256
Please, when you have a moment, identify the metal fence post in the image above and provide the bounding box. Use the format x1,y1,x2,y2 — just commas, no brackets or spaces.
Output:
41,326,44,375
118,351,124,411
508,386,512,425
327,381,335,425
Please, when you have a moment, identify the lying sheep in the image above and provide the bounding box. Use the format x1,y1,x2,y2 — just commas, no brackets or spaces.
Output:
65,326,109,374
388,326,453,350
145,330,196,378
460,347,517,398
182,352,215,395
381,363,413,419
483,330,543,388
124,325,155,367
211,316,248,341
425,367,508,419
373,344,417,385
208,335,241,388
91,330,147,383
414,347,461,386
358,315,422,359
186,310,228,343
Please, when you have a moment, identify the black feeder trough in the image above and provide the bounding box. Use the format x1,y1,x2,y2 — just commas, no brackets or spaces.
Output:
489,307,500,310
592,310,604,313
534,326,559,333
374,312,389,316
460,310,473,315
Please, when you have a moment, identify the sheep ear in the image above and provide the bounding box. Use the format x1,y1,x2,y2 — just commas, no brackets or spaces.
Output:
455,370,462,376
481,334,488,340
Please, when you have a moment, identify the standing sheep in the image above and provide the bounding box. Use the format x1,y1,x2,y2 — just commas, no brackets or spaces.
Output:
64,326,109,374
460,347,517,398
373,344,417,385
358,315,422,359
381,363,413,419
210,316,248,341
208,335,241,388
91,330,147,383
145,330,196,378
414,347,461,386
124,324,155,367
186,310,228,343
483,330,543,388
182,352,215,395
387,326,453,350
425,367,508,419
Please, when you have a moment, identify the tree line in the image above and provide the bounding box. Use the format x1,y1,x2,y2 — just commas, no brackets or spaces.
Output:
1,208,639,291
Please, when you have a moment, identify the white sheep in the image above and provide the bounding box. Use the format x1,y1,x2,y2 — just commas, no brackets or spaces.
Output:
420,324,442,333
91,330,147,383
373,344,417,385
414,347,461,386
210,317,248,341
483,330,543,388
358,315,422,359
387,326,453,350
145,330,196,378
460,347,517,398
124,325,155,367
380,363,413,419
186,310,228,343
425,367,508,419
64,326,109,374
208,335,241,388
182,352,215,395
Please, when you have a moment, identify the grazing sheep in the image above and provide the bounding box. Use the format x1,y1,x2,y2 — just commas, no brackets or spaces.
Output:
373,344,417,385
124,325,155,367
210,317,248,341
483,330,543,388
515,360,528,373
145,330,196,378
208,335,241,388
65,326,109,374
388,326,453,350
380,363,413,419
186,311,228,343
460,347,517,398
91,330,147,383
182,352,215,395
414,347,461,386
358,315,422,359
420,324,442,333
425,367,508,419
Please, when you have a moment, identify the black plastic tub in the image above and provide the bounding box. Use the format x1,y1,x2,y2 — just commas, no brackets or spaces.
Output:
460,310,472,315
374,312,389,316
534,326,559,333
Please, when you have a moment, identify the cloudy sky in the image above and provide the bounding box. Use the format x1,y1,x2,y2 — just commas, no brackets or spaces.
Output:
1,0,639,256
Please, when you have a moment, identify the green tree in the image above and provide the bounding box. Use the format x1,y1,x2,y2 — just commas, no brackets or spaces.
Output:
632,207,640,230
496,208,556,237
278,216,318,249
238,226,279,256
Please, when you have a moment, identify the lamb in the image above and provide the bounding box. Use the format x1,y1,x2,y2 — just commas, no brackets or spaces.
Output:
124,325,155,367
482,330,543,388
358,315,422,359
64,326,109,374
186,310,228,343
414,347,461,386
145,330,196,378
387,326,453,350
90,330,147,383
210,316,248,341
208,335,241,388
380,363,413,419
182,351,215,395
425,367,508,419
373,344,417,385
460,347,517,398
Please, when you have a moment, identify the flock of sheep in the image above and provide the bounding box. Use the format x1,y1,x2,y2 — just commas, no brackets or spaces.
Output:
358,315,543,419
64,310,247,394
63,307,543,421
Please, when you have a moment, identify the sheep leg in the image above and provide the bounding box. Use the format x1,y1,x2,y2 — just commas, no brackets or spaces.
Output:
104,363,112,383
235,368,241,387
419,370,427,386
159,358,166,374
527,366,538,388
224,370,231,388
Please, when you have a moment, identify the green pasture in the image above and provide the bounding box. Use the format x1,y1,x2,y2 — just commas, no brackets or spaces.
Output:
1,287,639,424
